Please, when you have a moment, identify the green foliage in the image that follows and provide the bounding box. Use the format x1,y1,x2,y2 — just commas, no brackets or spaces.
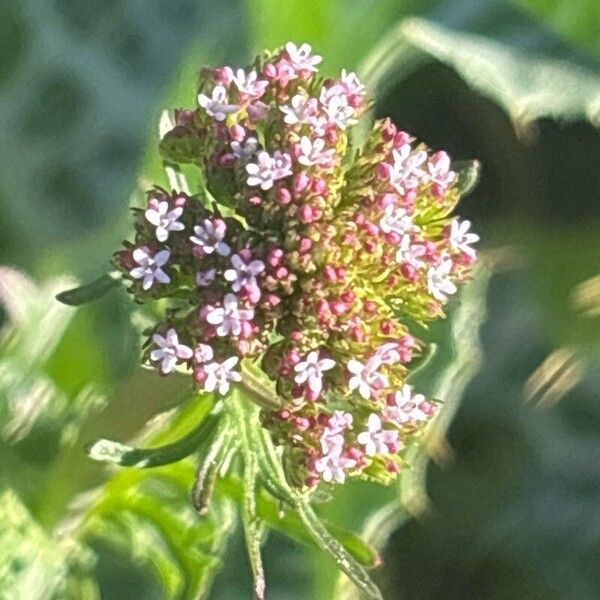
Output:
1,0,599,598
361,16,600,129
513,0,600,57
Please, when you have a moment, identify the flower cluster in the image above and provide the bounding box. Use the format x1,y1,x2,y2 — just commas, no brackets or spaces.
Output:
115,42,479,488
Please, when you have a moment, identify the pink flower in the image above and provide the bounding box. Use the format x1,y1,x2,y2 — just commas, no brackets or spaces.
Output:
339,69,365,99
395,235,426,268
203,357,242,395
145,200,184,242
205,293,254,337
427,151,455,188
150,328,193,374
284,42,322,73
379,204,417,237
231,68,268,98
427,258,457,301
383,384,432,425
386,144,428,194
296,136,334,167
189,219,231,256
357,414,400,456
320,91,357,130
194,343,214,364
279,92,319,125
314,452,356,484
246,150,293,190
231,136,259,161
448,219,479,258
294,351,336,397
198,85,239,121
196,268,216,287
347,358,389,400
130,248,170,290
224,254,265,300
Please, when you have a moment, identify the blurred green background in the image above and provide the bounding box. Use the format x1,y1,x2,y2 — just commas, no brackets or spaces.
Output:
1,0,599,598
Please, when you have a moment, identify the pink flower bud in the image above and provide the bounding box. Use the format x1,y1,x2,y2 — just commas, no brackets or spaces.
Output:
323,265,337,282
400,263,417,281
331,301,347,315
364,300,377,314
229,123,245,141
193,368,207,384
263,63,277,79
248,195,262,205
299,237,312,254
431,182,445,198
277,187,292,205
311,178,327,195
294,172,310,194
299,205,314,223
376,162,391,180
381,119,397,142
378,193,396,209
394,131,412,147
295,417,310,431
380,320,393,335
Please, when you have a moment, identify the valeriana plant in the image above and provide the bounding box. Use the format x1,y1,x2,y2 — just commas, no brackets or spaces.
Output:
59,41,480,599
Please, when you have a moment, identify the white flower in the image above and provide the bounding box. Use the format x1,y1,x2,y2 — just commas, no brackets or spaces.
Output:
320,91,357,129
314,453,356,484
427,151,456,188
285,42,322,73
231,68,267,97
427,258,457,301
198,85,239,121
205,293,254,337
231,136,259,161
383,384,430,426
246,150,293,190
203,357,242,395
196,268,216,287
150,328,193,374
294,351,336,396
297,136,334,167
279,93,319,125
189,219,230,256
379,204,417,236
145,201,185,242
347,358,388,400
130,248,170,290
387,144,428,194
224,254,265,295
357,414,400,456
395,235,426,267
448,219,479,258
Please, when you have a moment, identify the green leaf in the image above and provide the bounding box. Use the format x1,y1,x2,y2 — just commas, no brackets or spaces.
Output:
361,16,600,128
0,489,96,599
87,402,220,468
73,395,236,600
55,273,122,306
454,160,482,198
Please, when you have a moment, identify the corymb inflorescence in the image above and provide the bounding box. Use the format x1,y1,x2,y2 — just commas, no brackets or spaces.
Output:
113,42,479,489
